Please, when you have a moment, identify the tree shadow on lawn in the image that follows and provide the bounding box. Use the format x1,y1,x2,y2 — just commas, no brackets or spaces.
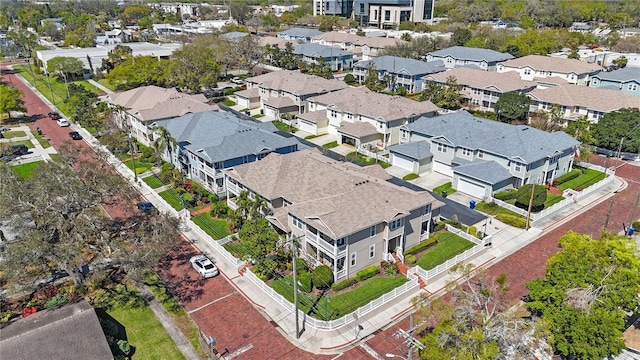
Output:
95,308,137,358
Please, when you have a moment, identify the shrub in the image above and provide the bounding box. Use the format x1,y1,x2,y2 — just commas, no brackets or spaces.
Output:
433,221,446,232
45,294,69,309
356,265,379,281
494,189,517,201
381,261,399,276
555,169,581,185
468,225,478,238
293,257,307,274
1,311,13,323
343,73,356,84
514,184,547,211
311,265,334,289
405,254,417,264
404,237,438,256
117,339,131,355
633,221,640,229
496,213,527,228
101,318,120,337
396,85,407,96
403,173,419,181
298,272,312,293
331,277,357,291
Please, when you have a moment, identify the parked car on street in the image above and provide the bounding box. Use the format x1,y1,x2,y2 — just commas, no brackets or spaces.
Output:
57,118,70,127
48,111,61,120
190,254,219,278
136,201,156,213
68,131,82,140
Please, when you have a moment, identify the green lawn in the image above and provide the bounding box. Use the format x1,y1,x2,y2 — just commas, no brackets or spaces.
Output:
13,65,90,114
32,131,52,148
252,113,265,119
223,240,251,258
221,99,235,106
346,151,377,166
544,193,565,208
475,201,523,217
558,168,607,191
159,189,184,211
191,213,230,240
2,130,26,139
433,182,456,196
271,275,408,320
123,158,154,174
322,141,338,148
143,176,164,189
107,301,185,360
272,121,295,133
97,78,117,91
12,139,34,148
11,161,43,178
416,233,475,270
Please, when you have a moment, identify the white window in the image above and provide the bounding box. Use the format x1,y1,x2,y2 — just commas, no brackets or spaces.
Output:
370,225,376,237
292,216,302,229
425,204,431,214
477,150,484,159
350,252,356,267
330,109,337,117
524,69,531,75
390,218,403,230
628,84,638,91
514,163,521,172
346,113,353,120
462,148,472,157
369,244,375,259
437,143,447,153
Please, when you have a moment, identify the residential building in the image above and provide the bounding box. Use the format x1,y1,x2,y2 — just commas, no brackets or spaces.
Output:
353,55,446,93
103,85,217,146
277,28,324,42
423,67,537,112
258,36,293,49
589,67,640,96
425,46,515,71
239,70,349,118
148,2,203,17
496,55,602,86
352,0,435,29
393,111,580,198
224,149,444,280
36,42,181,76
528,84,640,123
95,29,133,45
154,111,301,195
0,301,113,360
300,87,438,149
293,43,355,71
311,31,407,60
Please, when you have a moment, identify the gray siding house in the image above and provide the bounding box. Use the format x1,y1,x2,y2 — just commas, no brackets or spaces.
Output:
589,67,640,96
353,55,446,93
393,111,580,198
425,46,515,71
224,149,443,281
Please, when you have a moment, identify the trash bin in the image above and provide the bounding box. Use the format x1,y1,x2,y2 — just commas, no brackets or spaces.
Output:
442,190,447,198
469,200,476,209
628,227,635,236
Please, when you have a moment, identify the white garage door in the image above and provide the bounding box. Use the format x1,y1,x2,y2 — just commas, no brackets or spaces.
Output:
236,97,250,109
392,153,415,172
298,120,316,134
457,178,486,199
264,107,278,119
432,161,453,176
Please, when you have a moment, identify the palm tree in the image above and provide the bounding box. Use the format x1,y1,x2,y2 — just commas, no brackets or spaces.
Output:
152,125,177,165
236,191,252,219
251,195,270,216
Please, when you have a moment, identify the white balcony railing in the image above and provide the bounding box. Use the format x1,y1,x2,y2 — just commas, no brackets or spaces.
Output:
305,230,346,258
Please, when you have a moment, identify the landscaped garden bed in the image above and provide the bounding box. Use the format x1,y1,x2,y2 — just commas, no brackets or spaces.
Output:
142,175,164,189
474,201,527,228
403,232,475,270
556,166,607,191
346,151,377,166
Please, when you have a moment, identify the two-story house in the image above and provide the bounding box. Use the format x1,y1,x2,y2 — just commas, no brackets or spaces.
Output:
588,67,640,96
277,28,324,42
528,84,640,124
391,111,580,198
423,67,537,112
293,43,355,71
223,149,444,281
299,87,438,149
353,55,447,93
153,111,301,195
496,55,602,86
425,46,515,71
311,31,407,60
237,70,349,119
103,85,217,146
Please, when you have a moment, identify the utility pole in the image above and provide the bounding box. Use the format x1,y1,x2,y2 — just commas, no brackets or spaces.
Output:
525,183,536,230
292,236,300,339
394,315,425,357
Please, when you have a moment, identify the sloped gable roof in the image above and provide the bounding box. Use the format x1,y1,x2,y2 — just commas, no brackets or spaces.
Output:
500,55,602,74
453,160,513,184
428,46,515,63
426,67,537,93
354,56,446,76
528,84,640,112
247,70,348,96
592,67,640,83
388,141,433,160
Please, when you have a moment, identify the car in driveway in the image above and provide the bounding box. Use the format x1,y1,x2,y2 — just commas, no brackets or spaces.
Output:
190,254,219,278
48,111,62,120
57,118,70,127
68,131,82,140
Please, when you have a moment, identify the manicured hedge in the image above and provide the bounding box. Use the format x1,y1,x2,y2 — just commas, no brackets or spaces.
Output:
494,189,517,201
404,237,438,257
331,277,357,291
555,169,581,185
356,265,379,281
496,213,527,228
405,254,417,264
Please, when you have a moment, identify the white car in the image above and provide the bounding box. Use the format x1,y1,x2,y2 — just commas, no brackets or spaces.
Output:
190,254,219,278
57,118,70,127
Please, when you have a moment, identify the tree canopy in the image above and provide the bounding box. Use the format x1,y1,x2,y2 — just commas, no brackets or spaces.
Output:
420,77,463,110
169,43,220,92
526,231,640,360
47,56,84,79
590,108,640,153
106,56,170,90
0,84,26,118
305,57,333,79
494,92,530,123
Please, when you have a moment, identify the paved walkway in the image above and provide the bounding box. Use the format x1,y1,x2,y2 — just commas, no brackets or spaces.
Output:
2,123,58,165
87,78,114,94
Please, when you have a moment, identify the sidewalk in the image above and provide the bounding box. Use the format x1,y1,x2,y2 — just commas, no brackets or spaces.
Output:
3,123,57,165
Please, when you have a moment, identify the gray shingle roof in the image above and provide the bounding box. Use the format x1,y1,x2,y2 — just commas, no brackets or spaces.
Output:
388,141,432,160
294,43,353,58
406,111,579,163
278,27,324,38
592,67,640,83
453,160,513,184
155,111,300,163
222,31,249,39
428,46,515,63
354,56,446,76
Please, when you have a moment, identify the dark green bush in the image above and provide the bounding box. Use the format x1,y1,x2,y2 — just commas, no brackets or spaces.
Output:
405,254,417,264
555,169,581,185
403,237,438,256
632,221,640,229
293,257,307,274
311,265,334,289
494,189,517,201
45,294,69,309
343,73,356,84
356,265,379,281
496,214,527,228
515,184,547,211
298,272,312,293
117,339,131,355
331,277,358,291
403,173,419,181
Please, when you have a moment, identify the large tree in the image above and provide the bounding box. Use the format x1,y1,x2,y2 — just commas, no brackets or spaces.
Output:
526,231,640,360
494,92,530,123
169,43,220,92
229,1,252,25
363,65,386,92
106,56,171,90
590,108,640,153
0,148,180,288
420,76,463,110
0,84,26,119
305,57,333,79
413,264,552,360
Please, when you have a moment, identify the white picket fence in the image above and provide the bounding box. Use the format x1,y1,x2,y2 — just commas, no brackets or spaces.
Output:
445,224,487,246
356,148,390,163
244,268,419,330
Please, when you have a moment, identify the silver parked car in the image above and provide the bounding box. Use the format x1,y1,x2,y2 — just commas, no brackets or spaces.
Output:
190,254,219,278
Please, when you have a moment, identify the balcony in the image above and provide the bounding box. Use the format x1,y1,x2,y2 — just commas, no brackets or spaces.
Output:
226,181,240,195
305,230,346,258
